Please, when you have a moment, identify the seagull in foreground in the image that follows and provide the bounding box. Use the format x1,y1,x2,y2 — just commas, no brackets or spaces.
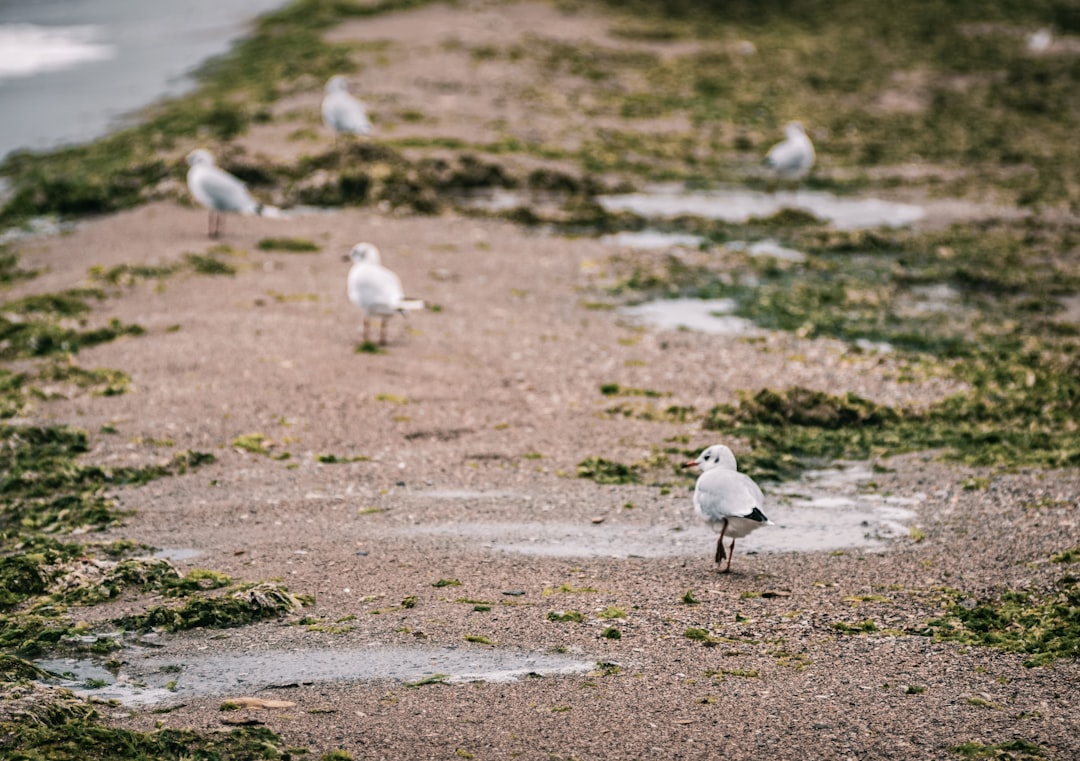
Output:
764,121,815,190
346,242,423,345
684,444,773,573
322,75,372,138
185,149,281,238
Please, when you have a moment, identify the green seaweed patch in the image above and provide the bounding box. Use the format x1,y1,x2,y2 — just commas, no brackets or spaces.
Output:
405,673,448,688
88,262,182,286
681,590,701,605
355,340,386,354
833,620,880,635
0,316,144,362
432,578,462,588
599,383,671,398
547,610,586,623
576,457,641,485
315,453,370,464
464,634,495,645
0,424,215,536
115,582,305,633
183,252,236,276
950,739,1047,760
604,401,697,424
684,627,723,646
703,375,1080,480
231,432,274,455
706,668,759,680
918,576,1080,667
257,237,321,253
0,717,292,761
1050,547,1080,564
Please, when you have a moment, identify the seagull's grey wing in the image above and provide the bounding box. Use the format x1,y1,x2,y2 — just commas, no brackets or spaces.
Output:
695,469,765,520
190,166,258,214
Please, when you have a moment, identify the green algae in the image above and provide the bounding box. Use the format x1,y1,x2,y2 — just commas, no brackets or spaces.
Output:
950,739,1047,760
115,583,304,633
257,237,321,253
918,573,1080,667
703,373,1079,480
183,252,237,277
1,719,291,761
547,611,586,623
576,457,640,485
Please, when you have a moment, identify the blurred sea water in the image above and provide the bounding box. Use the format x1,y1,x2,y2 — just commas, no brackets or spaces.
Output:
0,0,288,158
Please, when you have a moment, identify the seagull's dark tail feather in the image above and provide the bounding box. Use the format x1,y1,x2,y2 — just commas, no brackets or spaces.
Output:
745,507,770,523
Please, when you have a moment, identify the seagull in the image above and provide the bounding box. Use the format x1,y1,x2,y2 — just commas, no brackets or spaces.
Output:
683,444,773,573
346,242,423,345
764,121,815,190
185,149,281,238
322,75,372,138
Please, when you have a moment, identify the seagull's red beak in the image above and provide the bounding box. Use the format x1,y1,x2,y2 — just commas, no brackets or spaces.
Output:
682,459,698,469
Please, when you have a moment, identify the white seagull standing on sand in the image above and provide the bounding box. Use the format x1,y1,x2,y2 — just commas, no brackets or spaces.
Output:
346,242,423,346
684,444,773,573
764,121,815,188
185,149,280,238
322,75,372,138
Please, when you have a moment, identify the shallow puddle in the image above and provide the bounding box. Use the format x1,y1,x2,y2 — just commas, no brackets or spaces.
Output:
599,230,704,249
727,238,807,262
403,464,920,559
37,645,594,707
619,298,758,335
597,185,926,230
153,547,203,561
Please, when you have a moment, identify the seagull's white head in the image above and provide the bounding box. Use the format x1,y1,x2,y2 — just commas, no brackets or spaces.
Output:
683,444,739,473
784,121,806,138
349,242,381,265
186,149,215,168
326,75,350,93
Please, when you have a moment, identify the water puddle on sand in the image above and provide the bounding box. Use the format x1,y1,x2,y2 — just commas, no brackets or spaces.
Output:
619,298,758,335
599,230,704,249
153,547,203,561
37,645,594,707
598,185,926,230
403,464,920,559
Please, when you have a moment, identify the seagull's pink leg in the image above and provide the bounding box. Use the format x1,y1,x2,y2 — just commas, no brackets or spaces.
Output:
362,318,370,344
379,318,389,346
723,539,735,573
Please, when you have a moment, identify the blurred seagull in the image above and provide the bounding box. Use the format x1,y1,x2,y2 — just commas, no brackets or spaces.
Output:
322,75,372,138
764,121,815,190
684,444,773,573
185,149,280,238
346,242,423,345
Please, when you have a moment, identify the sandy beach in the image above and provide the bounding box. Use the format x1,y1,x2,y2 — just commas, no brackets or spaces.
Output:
3,1,1079,759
